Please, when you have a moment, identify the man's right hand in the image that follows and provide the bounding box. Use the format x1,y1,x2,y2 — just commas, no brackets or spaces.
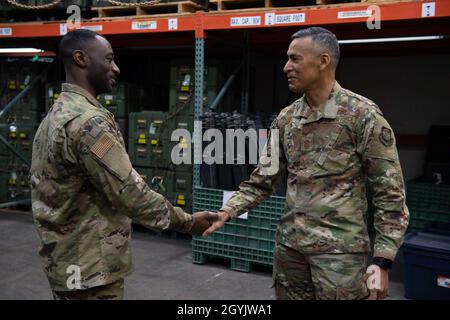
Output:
201,210,231,237
188,211,219,236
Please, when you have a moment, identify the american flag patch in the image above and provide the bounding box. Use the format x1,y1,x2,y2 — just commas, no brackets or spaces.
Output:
91,134,114,159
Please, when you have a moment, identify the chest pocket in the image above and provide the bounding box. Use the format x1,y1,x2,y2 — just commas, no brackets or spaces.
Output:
313,123,352,178
284,117,306,164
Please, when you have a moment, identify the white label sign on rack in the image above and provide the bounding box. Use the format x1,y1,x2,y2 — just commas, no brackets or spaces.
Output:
223,191,248,219
230,16,261,27
0,28,12,36
275,13,305,24
337,10,372,19
265,12,275,25
168,18,178,30
132,21,157,30
60,24,68,35
422,2,436,17
265,12,305,26
82,25,103,32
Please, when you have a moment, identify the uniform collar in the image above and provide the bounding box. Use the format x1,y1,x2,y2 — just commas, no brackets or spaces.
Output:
293,98,312,119
61,83,105,109
294,81,341,122
320,81,341,119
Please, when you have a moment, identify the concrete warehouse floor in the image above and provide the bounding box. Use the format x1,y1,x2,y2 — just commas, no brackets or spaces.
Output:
0,210,406,300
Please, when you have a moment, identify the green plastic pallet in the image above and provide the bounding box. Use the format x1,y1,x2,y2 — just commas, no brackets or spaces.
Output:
193,187,285,221
192,187,285,270
192,238,274,272
406,182,450,232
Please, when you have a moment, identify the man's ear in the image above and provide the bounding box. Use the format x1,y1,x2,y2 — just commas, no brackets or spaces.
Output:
73,50,89,68
319,53,331,71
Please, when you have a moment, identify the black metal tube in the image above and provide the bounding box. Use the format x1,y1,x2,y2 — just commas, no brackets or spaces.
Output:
209,62,243,110
0,199,31,209
0,135,31,168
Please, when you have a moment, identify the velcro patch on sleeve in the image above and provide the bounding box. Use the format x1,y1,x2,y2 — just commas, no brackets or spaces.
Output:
91,134,114,159
84,130,132,182
366,114,398,162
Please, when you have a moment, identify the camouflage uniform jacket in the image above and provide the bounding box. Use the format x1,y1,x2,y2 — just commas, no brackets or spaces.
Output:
221,82,409,261
30,83,193,291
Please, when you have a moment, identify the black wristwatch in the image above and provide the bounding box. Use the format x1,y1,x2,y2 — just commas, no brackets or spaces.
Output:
372,257,393,270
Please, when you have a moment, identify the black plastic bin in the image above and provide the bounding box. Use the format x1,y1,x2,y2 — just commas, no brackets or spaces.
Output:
402,232,450,299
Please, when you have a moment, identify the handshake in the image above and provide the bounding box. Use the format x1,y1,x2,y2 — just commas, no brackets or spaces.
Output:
187,211,232,237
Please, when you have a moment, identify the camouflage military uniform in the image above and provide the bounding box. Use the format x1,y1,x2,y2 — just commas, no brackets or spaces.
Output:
221,82,409,300
30,83,194,296
52,279,124,300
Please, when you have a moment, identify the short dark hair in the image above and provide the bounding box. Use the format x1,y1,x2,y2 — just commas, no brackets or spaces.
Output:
58,29,102,65
292,27,340,68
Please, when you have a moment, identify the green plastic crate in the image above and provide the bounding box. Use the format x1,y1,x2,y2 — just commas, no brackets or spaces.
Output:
9,110,43,125
16,125,38,159
45,82,61,113
97,83,140,118
0,124,37,160
406,182,450,232
0,163,9,203
135,166,173,199
0,126,9,156
169,59,220,116
128,111,171,168
4,166,30,203
170,59,220,87
0,125,19,157
193,187,284,222
15,70,42,111
167,114,193,172
192,238,274,272
135,166,153,184
152,168,174,200
169,86,217,116
172,171,192,212
135,166,193,212
192,187,285,270
116,117,128,148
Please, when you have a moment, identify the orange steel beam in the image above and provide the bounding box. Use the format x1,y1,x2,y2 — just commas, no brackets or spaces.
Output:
195,11,205,38
0,15,197,38
0,51,56,57
0,1,449,38
202,0,450,30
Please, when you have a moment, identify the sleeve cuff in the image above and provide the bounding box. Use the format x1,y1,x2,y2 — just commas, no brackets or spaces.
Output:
169,206,194,233
371,257,393,270
373,250,396,262
220,205,237,220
